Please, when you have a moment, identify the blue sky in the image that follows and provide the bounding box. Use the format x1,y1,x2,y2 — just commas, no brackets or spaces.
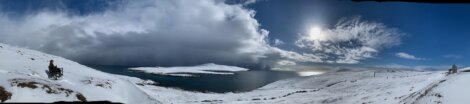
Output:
0,0,469,71
248,0,470,68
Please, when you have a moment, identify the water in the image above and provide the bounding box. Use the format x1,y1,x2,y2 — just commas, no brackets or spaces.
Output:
86,65,302,93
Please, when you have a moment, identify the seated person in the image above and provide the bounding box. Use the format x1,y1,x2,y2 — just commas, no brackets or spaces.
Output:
49,60,56,73
48,60,62,79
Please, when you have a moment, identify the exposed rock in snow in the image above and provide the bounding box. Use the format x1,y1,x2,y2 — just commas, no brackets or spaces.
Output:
129,63,249,76
0,86,12,102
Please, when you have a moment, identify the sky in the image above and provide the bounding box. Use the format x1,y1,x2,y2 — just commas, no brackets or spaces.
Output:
0,0,469,71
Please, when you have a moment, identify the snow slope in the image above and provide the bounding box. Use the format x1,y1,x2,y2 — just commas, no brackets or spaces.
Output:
129,63,249,76
0,43,159,103
405,72,470,104
120,69,449,104
0,43,464,104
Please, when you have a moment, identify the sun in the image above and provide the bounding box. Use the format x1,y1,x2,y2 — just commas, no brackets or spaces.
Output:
308,26,327,40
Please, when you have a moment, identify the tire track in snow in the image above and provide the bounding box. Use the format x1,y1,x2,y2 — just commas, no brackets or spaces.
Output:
399,73,451,104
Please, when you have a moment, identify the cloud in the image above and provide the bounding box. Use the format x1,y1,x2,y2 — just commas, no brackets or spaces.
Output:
443,54,462,59
241,0,259,5
273,39,285,46
277,60,296,66
294,16,404,64
0,0,272,67
0,1,407,71
267,47,323,63
395,52,426,60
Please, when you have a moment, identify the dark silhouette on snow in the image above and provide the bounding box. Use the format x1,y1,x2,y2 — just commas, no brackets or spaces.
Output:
448,64,458,75
47,60,63,80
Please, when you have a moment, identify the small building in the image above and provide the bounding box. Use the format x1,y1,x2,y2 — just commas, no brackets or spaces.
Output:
448,64,458,74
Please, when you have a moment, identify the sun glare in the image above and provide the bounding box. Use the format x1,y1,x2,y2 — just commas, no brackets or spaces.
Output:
297,71,323,76
308,26,327,40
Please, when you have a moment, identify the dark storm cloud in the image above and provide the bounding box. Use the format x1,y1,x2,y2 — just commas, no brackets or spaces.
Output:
0,0,272,67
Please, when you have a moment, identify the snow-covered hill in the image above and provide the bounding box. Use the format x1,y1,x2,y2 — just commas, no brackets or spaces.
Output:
405,72,470,104
0,43,465,104
124,69,448,104
0,43,159,103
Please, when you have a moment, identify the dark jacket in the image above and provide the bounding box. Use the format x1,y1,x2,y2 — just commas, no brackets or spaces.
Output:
49,61,55,71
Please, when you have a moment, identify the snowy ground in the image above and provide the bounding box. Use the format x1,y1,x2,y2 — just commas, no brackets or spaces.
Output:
403,72,470,104
129,63,249,77
0,43,467,104
0,43,159,103
120,69,448,104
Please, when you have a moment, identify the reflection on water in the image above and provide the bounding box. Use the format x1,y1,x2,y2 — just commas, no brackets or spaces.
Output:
86,65,316,93
297,71,324,76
